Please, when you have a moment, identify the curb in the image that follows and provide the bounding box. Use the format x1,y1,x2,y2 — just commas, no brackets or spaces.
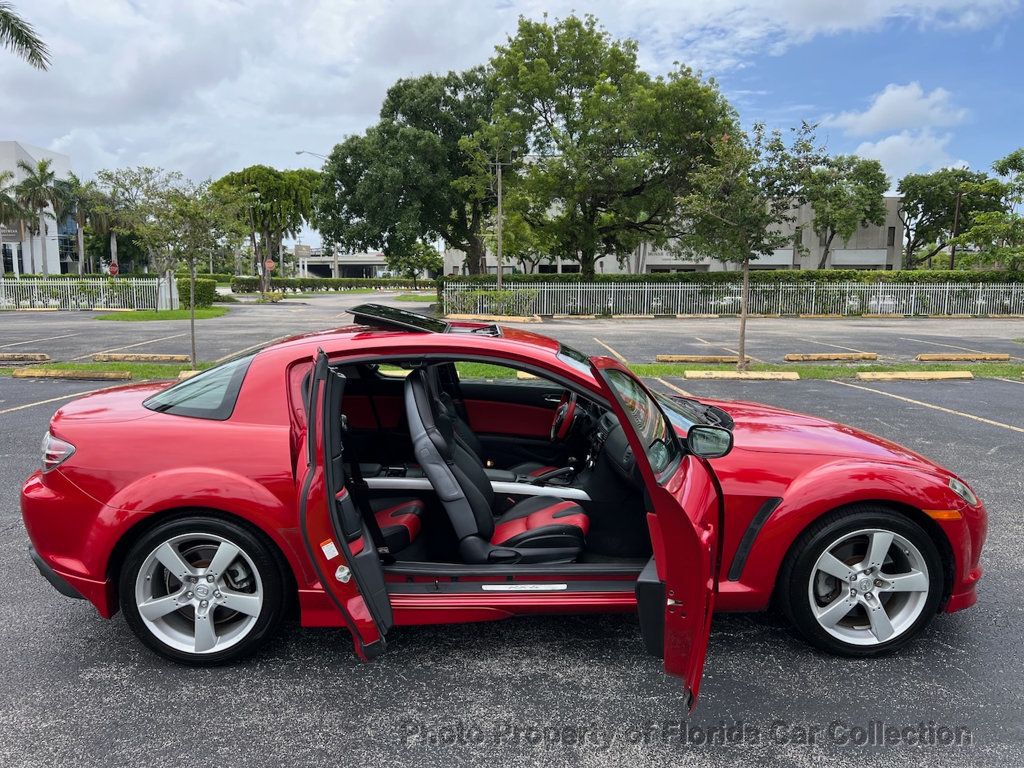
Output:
446,313,542,324
856,371,974,381
915,353,1009,362
785,352,877,362
12,368,132,381
798,314,845,319
675,314,719,319
683,370,800,381
656,354,750,363
861,314,910,319
0,353,50,363
93,353,192,363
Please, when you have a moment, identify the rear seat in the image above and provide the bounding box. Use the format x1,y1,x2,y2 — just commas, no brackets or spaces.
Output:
369,497,424,553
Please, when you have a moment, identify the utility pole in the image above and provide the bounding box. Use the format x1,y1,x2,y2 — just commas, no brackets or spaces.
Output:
495,150,503,289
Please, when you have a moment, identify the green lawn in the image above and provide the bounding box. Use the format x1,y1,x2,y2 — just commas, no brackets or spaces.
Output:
392,292,436,302
0,361,214,379
95,307,229,321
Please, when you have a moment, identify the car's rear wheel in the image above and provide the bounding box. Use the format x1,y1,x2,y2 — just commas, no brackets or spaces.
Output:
779,506,944,656
119,516,285,664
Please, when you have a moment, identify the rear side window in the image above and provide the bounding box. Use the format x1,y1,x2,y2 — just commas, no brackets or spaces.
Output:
144,354,255,420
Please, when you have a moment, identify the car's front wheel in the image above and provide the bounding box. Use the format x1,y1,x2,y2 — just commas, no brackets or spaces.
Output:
779,506,944,656
119,515,285,664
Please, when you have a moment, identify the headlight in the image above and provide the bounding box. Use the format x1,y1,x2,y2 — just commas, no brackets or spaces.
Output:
948,476,979,507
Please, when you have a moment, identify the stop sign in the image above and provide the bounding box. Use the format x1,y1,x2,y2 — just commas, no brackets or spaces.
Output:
108,262,119,277
264,259,276,272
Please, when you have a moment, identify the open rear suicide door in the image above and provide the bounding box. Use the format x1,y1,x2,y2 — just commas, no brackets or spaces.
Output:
589,356,722,708
298,349,393,659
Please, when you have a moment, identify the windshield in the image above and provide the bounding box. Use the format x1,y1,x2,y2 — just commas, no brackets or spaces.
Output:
602,368,681,476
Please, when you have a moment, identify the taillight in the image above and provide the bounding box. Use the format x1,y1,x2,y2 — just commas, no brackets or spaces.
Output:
41,432,76,473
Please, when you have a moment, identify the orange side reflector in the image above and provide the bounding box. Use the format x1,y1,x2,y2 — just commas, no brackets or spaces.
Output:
924,509,963,521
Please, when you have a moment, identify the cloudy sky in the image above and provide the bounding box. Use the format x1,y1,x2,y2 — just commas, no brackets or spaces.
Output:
5,0,1023,190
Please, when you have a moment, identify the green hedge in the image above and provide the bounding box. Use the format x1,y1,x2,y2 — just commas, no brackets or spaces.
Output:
3,272,152,279
177,278,217,308
175,271,235,284
230,276,425,293
440,269,1024,286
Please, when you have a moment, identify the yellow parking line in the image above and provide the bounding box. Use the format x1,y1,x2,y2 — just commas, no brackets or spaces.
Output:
72,333,188,361
654,377,694,397
0,385,118,416
827,379,1024,434
593,338,628,363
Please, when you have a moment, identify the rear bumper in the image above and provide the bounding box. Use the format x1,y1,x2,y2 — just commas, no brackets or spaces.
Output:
29,545,84,600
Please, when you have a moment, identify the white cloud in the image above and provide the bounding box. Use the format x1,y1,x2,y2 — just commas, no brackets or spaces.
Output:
0,0,1015,183
823,82,968,137
854,129,968,185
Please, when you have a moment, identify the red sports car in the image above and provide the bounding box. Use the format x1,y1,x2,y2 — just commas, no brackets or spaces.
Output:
21,305,986,707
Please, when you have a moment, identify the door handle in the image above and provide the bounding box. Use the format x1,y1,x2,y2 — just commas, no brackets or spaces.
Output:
543,394,562,404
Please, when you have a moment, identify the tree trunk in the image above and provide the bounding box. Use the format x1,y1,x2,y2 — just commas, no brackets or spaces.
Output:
189,261,197,368
464,237,485,275
816,231,836,270
110,231,118,267
38,212,49,277
580,247,596,280
26,224,36,274
737,256,750,372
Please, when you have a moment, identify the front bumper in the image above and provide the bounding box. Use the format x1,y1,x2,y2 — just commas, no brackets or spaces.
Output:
29,545,84,600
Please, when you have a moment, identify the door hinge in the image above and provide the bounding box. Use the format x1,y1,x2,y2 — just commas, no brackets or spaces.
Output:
335,565,351,584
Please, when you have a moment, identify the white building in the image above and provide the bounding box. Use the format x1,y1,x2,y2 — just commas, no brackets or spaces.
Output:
444,195,904,276
1,141,73,276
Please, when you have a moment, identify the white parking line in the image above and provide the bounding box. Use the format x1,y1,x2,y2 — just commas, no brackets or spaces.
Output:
899,336,1023,361
994,377,1024,386
793,336,867,354
593,338,628,363
0,385,118,416
719,346,765,363
827,379,1024,434
0,332,80,349
71,333,188,361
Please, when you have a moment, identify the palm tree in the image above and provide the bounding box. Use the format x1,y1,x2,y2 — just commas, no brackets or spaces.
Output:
0,2,49,69
0,169,29,277
56,173,98,275
16,158,62,276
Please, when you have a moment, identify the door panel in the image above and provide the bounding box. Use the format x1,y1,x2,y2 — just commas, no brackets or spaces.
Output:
463,399,554,438
297,351,391,660
590,356,722,708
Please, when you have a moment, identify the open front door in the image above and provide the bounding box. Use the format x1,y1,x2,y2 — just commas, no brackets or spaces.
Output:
590,356,723,708
298,349,393,660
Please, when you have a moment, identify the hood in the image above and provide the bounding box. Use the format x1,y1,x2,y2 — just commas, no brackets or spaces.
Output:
50,381,170,426
700,397,947,471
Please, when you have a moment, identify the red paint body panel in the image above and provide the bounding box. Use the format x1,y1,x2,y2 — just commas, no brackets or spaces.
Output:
21,322,986,650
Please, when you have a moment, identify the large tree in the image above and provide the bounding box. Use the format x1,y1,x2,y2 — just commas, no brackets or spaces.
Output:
897,167,1006,268
317,68,495,274
952,148,1024,270
15,158,62,276
0,1,49,69
214,165,318,290
95,166,182,271
489,14,736,279
55,172,100,275
805,155,888,268
677,124,819,370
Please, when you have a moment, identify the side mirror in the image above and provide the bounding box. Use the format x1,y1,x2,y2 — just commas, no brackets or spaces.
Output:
686,425,733,459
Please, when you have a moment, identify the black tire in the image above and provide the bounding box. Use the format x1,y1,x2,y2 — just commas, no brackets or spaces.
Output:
778,505,944,657
119,515,286,664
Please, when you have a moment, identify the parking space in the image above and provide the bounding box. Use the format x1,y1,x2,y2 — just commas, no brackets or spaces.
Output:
1,313,1022,765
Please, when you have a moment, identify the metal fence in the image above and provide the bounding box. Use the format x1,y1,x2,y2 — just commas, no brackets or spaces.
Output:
0,277,164,311
441,281,1024,317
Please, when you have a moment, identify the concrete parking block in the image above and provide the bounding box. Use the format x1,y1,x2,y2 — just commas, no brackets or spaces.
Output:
683,370,800,380
446,313,541,323
856,371,974,381
11,368,132,381
93,353,192,363
784,352,878,361
0,353,50,362
915,353,1010,362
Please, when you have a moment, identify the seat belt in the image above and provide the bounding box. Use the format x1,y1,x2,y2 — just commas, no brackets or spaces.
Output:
340,416,395,564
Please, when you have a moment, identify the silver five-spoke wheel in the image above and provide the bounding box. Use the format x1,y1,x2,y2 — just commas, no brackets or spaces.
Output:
121,516,284,663
780,507,943,656
809,528,930,646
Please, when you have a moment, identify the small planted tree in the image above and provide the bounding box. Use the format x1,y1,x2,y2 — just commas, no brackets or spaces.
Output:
677,124,819,371
384,241,443,288
952,148,1024,270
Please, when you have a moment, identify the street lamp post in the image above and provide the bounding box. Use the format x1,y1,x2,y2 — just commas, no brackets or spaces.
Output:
295,150,329,161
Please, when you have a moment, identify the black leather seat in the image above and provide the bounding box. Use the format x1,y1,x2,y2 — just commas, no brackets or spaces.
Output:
405,369,588,564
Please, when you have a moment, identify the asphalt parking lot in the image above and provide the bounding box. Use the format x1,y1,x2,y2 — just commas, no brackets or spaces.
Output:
1,301,1023,767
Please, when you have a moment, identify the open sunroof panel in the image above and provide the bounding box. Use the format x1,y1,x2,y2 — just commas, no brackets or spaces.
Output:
348,304,451,334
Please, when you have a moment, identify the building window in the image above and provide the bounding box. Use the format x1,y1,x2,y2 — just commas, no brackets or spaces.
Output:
560,264,581,274
887,226,896,247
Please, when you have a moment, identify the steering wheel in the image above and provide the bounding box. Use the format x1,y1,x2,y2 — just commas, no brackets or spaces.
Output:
549,392,578,442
